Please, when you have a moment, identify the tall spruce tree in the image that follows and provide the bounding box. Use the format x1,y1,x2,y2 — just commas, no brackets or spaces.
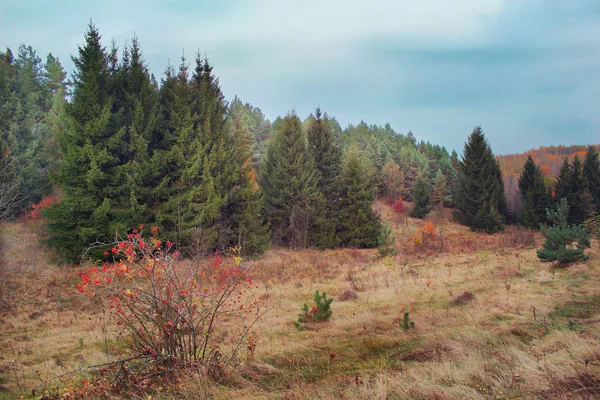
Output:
153,55,260,256
45,23,119,261
46,27,163,261
555,157,594,225
454,126,505,233
307,107,342,248
583,146,600,213
224,117,270,255
338,145,381,247
0,45,55,209
260,112,320,248
568,156,594,225
153,60,194,249
517,155,551,228
111,37,159,231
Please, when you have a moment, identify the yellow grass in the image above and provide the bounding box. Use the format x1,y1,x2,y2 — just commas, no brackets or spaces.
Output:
1,208,600,399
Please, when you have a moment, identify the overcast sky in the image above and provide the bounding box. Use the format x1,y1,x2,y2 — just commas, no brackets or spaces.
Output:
2,0,599,154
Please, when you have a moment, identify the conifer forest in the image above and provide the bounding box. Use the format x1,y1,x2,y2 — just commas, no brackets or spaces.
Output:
2,17,600,400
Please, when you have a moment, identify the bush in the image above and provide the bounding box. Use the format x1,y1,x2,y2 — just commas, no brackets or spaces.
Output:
75,227,269,393
339,290,358,301
295,290,333,329
412,221,438,251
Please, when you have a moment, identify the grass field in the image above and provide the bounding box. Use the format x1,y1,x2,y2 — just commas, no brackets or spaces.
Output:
1,203,599,399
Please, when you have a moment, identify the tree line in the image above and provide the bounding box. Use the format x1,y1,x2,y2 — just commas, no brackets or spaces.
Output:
1,24,599,262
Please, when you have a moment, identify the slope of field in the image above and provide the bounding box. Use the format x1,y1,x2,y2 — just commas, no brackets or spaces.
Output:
1,206,600,399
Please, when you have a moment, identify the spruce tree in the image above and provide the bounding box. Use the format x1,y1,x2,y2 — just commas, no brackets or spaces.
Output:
307,107,342,248
110,37,159,231
517,155,551,228
338,145,381,248
555,158,571,203
152,60,193,248
45,23,120,261
537,198,590,264
454,126,505,233
568,156,594,225
260,112,320,248
583,146,600,213
0,45,54,209
411,176,432,218
155,55,230,255
225,117,270,255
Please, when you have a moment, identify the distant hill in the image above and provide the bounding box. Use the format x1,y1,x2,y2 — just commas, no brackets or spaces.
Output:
496,144,600,218
497,144,600,177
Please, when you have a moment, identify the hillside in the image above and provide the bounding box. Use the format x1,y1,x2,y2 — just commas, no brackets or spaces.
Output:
497,144,600,177
2,204,600,399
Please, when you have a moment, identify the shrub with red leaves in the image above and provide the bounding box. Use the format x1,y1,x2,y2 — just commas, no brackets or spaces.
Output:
75,227,270,394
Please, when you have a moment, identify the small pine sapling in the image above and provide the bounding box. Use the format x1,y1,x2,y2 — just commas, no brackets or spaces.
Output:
312,290,333,321
295,290,333,329
377,224,396,258
401,312,415,330
537,198,590,264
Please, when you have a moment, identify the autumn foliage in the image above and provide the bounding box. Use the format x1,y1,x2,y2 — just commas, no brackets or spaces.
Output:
413,221,437,250
393,199,404,214
74,227,269,394
21,195,56,221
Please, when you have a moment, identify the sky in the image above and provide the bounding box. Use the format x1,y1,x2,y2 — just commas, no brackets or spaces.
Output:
1,0,599,154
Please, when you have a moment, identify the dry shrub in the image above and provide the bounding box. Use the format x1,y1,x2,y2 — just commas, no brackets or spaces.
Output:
498,264,523,279
72,229,270,395
499,226,536,249
345,248,372,264
450,291,475,306
338,290,358,301
345,269,368,292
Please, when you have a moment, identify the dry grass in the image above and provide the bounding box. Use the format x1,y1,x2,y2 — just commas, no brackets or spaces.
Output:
1,207,600,399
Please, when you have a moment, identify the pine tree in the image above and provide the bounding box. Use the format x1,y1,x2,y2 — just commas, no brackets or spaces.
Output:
152,60,193,248
307,107,342,248
555,158,571,203
411,176,432,218
110,37,159,232
381,160,405,202
431,168,450,211
338,145,381,248
224,111,270,255
454,126,505,233
568,156,594,225
45,23,122,261
537,198,590,264
261,113,321,248
583,146,600,213
0,45,54,209
517,155,551,228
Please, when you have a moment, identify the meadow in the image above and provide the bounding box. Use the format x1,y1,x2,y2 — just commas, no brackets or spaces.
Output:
1,201,599,399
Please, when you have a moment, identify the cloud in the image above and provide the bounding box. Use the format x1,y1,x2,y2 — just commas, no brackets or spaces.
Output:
1,0,599,153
